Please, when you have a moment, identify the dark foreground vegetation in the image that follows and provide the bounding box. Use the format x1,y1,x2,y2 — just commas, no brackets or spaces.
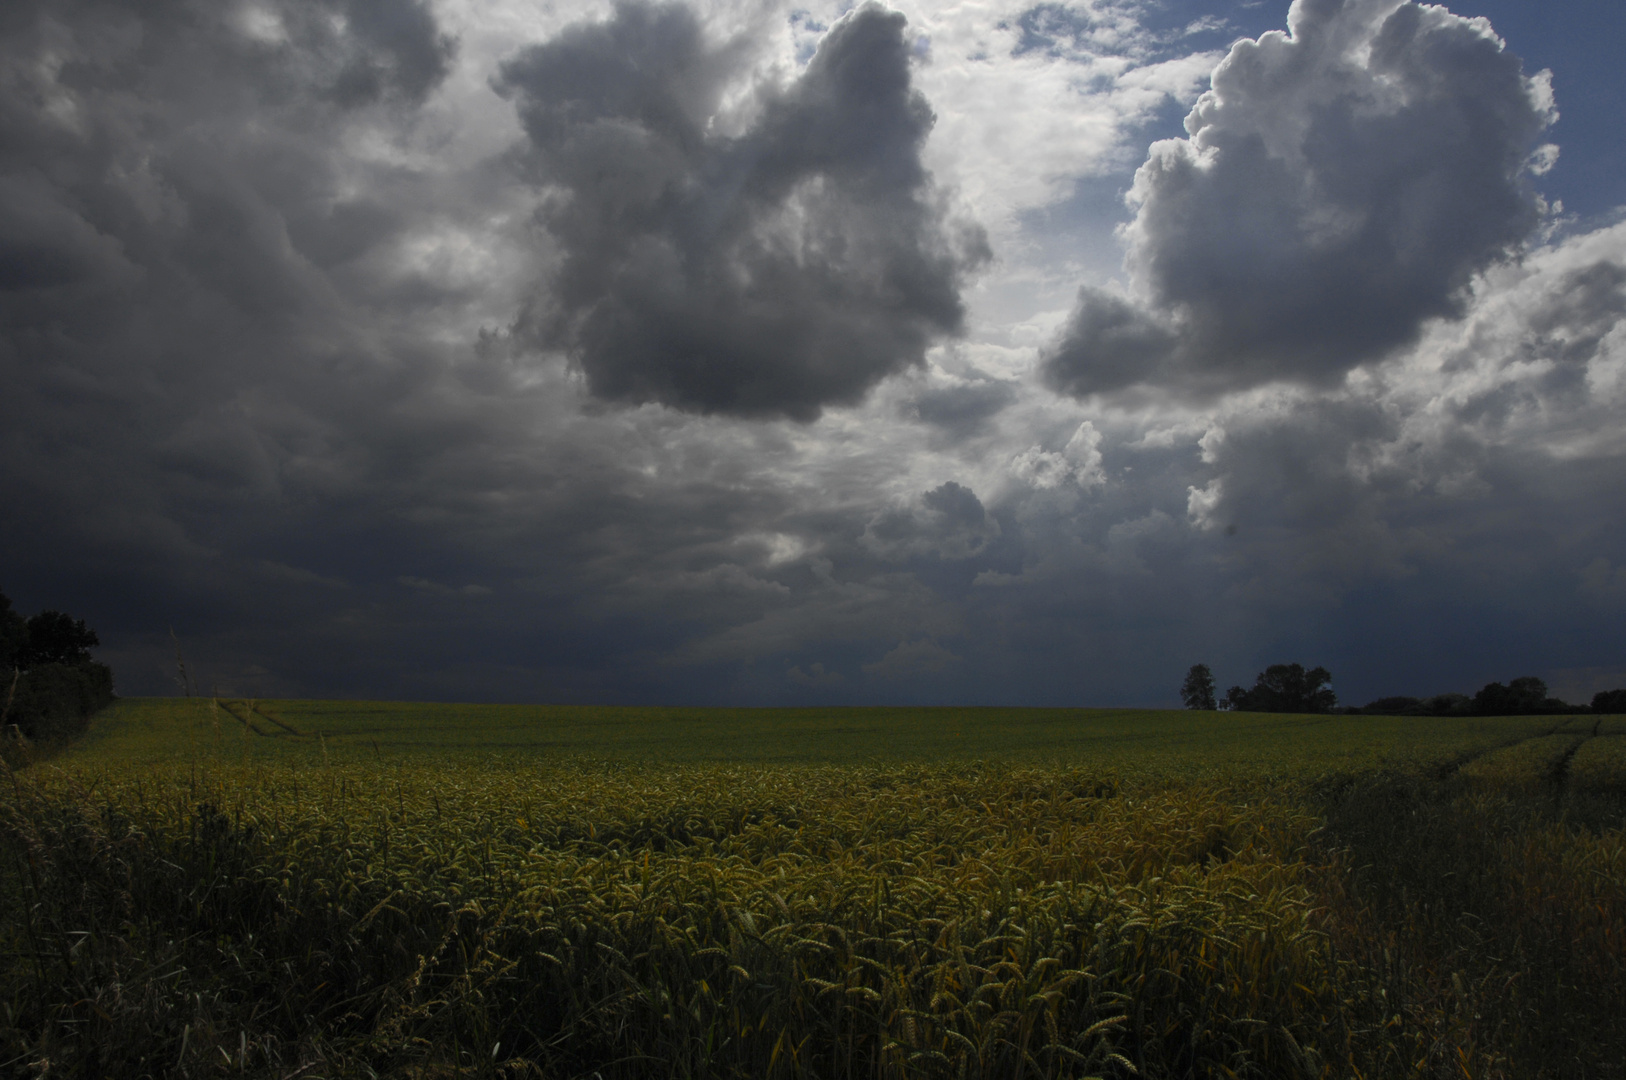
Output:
2,701,1623,1078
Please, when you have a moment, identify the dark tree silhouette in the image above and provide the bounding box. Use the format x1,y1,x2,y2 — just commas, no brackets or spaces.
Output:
1356,694,1469,716
1180,663,1217,710
1471,676,1549,716
1360,696,1420,715
20,611,100,668
1593,688,1626,714
0,590,26,671
1422,693,1471,716
1222,663,1336,713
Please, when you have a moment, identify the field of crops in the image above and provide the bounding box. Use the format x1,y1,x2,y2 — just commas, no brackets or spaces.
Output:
3,700,1624,1078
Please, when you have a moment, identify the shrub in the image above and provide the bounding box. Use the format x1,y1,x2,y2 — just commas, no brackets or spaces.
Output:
4,662,115,742
0,588,115,744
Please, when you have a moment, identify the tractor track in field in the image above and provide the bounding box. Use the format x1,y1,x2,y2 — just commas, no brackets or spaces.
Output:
1422,718,1625,798
1547,735,1589,795
217,699,309,739
1430,719,1603,784
1430,727,1559,781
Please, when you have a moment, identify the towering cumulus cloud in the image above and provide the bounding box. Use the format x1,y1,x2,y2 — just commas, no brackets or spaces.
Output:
1044,0,1557,398
497,2,988,421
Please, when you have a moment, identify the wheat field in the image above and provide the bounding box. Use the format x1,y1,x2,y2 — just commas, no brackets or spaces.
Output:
2,699,1622,1078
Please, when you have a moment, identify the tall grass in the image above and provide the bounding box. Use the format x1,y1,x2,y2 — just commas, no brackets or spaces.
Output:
1317,772,1626,1078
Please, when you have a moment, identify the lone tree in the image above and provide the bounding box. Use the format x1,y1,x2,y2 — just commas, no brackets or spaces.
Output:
1223,663,1336,713
1180,663,1217,710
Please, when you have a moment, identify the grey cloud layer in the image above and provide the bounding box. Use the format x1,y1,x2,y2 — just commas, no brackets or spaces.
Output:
0,0,997,702
1,0,1624,709
497,1,989,420
0,0,482,681
1046,0,1557,398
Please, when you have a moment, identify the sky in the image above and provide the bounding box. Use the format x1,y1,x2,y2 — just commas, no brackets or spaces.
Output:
3,0,1625,708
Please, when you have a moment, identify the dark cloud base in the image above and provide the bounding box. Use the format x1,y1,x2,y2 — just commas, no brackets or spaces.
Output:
498,1,988,421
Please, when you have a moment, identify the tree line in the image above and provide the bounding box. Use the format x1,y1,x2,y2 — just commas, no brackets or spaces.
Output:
1,588,115,743
1179,662,1626,716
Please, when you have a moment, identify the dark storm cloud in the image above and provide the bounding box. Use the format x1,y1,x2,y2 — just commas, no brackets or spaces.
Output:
0,0,458,331
0,0,472,683
1042,289,1175,395
0,0,454,116
1044,0,1557,399
495,1,990,421
861,481,1002,563
326,0,458,106
3,0,1624,714
0,0,1004,707
1169,395,1626,701
903,377,1018,435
